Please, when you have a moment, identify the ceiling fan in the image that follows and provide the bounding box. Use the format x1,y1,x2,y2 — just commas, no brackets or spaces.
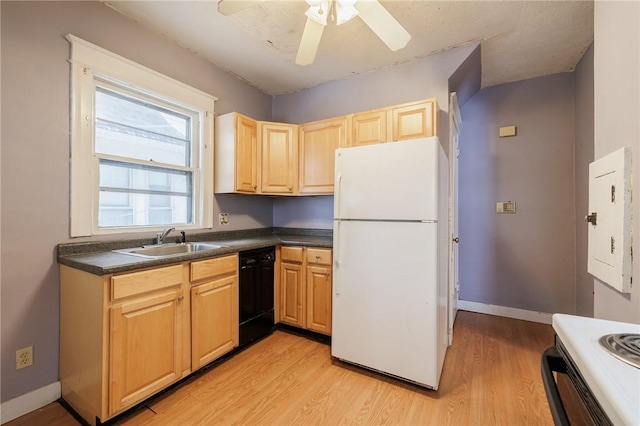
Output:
217,0,411,66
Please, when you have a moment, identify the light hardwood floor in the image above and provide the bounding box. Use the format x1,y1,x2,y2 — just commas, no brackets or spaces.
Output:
7,311,555,425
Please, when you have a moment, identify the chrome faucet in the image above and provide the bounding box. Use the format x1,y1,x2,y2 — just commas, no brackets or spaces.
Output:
156,227,175,245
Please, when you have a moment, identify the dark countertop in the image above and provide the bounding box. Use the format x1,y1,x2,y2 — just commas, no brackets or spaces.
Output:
57,228,332,276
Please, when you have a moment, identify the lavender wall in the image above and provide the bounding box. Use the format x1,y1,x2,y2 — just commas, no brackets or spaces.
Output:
574,43,594,317
273,43,478,125
448,44,482,109
273,196,334,229
0,1,273,402
592,2,640,323
458,73,576,315
272,43,479,229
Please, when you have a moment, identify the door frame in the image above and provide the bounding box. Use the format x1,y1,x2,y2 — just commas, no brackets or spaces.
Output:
448,92,461,345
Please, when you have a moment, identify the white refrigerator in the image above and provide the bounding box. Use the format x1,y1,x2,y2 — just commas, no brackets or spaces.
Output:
332,137,449,390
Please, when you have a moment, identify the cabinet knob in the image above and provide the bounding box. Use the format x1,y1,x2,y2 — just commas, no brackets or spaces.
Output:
453,237,460,244
177,296,184,302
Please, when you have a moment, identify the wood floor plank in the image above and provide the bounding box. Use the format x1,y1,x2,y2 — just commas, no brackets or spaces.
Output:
6,311,555,426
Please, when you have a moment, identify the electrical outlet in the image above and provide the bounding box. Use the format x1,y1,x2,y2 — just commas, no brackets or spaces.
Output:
219,213,229,225
16,346,33,370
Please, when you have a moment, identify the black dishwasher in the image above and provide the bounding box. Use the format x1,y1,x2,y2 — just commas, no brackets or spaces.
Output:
239,246,275,348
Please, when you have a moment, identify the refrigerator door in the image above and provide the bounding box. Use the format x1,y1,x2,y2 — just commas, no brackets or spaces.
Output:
332,220,442,388
334,137,440,221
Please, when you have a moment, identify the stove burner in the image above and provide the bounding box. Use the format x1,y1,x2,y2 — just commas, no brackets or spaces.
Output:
599,333,640,369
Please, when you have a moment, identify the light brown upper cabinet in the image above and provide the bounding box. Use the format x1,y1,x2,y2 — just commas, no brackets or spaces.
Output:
215,98,438,196
299,116,348,194
350,98,439,146
391,98,438,141
351,108,388,147
260,122,298,194
214,112,258,194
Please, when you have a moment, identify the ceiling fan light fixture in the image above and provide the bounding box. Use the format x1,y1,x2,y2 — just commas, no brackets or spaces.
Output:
305,0,331,25
335,0,359,25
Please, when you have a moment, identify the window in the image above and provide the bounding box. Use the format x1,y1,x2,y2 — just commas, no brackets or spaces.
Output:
68,35,215,236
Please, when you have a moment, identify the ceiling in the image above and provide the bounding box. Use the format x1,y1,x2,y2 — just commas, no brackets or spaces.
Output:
103,0,594,96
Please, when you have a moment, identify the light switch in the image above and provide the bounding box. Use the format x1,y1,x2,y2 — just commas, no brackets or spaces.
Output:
587,146,632,293
499,125,517,138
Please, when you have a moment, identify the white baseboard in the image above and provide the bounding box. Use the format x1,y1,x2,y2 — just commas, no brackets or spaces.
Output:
457,300,553,325
0,381,61,424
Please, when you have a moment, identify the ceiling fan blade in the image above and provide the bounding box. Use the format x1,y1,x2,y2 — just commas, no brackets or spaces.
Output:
295,18,325,66
217,0,265,16
354,0,411,51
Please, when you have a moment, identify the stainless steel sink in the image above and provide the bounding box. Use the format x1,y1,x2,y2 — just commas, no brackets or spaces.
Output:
114,242,226,259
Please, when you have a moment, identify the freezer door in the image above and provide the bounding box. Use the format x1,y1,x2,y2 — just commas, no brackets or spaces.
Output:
331,220,442,388
334,137,440,221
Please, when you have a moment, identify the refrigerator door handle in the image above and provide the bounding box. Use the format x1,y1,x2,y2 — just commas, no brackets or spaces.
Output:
335,171,343,219
334,220,341,295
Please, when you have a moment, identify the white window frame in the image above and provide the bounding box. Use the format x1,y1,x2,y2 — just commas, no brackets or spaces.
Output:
67,34,215,236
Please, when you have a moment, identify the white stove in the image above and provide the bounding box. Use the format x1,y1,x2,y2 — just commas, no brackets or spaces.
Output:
552,313,640,425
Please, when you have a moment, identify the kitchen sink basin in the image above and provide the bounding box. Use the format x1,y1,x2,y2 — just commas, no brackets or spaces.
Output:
114,242,226,259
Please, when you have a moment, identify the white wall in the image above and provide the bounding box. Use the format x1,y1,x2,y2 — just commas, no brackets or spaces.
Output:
593,1,640,323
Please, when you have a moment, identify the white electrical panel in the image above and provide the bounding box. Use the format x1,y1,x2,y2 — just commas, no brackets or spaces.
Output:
587,146,633,293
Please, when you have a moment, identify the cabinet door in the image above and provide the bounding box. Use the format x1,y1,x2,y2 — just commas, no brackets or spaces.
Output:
235,114,258,193
191,275,238,369
260,122,297,194
391,99,437,141
109,290,182,416
306,264,332,335
299,116,347,194
351,109,388,147
280,261,305,327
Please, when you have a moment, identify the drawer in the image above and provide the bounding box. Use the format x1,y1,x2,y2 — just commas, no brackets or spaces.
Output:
306,248,332,265
111,264,183,300
190,254,238,282
281,246,304,263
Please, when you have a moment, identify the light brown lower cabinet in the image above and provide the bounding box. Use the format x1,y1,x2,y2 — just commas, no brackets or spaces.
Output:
278,246,332,335
190,255,239,369
306,265,332,335
59,253,239,426
109,288,183,417
280,262,305,327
